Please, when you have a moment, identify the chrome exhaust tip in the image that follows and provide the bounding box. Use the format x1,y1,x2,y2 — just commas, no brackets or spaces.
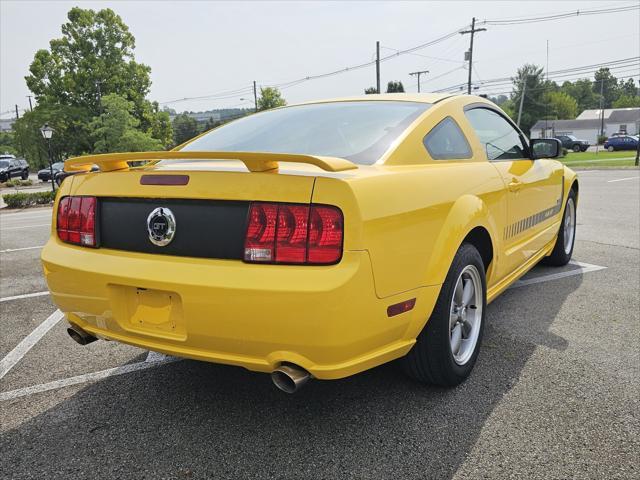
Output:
271,364,311,394
67,325,98,346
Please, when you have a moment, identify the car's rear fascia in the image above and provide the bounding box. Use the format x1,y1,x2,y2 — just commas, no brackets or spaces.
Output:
43,169,441,379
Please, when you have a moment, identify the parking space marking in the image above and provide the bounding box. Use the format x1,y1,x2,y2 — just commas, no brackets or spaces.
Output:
607,176,639,183
511,260,606,288
0,291,49,303
0,355,179,402
1,223,50,231
0,245,44,254
0,310,64,379
0,260,607,401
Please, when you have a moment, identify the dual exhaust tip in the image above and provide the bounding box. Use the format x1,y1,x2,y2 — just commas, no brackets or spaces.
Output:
67,326,310,393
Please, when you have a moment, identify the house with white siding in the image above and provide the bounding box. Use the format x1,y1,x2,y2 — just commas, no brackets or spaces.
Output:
530,107,639,143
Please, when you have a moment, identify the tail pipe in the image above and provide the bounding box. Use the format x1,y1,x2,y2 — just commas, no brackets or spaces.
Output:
67,325,98,346
271,364,311,393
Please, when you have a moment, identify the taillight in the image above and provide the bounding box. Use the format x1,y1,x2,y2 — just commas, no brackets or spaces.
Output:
57,196,97,247
244,202,343,265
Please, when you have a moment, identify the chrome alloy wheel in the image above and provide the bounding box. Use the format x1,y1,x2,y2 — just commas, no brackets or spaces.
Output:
449,265,483,366
563,197,576,255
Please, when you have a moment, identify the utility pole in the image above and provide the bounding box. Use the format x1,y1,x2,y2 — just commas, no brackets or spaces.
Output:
26,95,33,111
460,18,486,94
15,105,19,120
253,80,258,113
409,70,429,93
516,77,527,127
599,78,605,139
376,41,381,94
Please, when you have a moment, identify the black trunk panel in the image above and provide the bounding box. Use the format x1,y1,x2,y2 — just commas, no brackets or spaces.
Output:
99,198,249,259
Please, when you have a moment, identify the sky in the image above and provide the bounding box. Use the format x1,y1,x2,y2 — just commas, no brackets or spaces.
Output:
1,0,639,117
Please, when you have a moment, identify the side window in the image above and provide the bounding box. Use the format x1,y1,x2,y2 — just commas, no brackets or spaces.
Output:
465,108,528,161
423,117,472,160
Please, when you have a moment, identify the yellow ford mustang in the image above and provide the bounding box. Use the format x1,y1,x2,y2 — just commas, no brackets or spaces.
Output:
42,94,577,393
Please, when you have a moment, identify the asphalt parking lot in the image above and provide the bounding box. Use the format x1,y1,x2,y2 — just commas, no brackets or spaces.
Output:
0,169,638,479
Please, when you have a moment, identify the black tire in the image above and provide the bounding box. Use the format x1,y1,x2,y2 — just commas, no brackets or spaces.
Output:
402,243,486,387
542,188,577,266
572,144,581,153
21,170,28,180
607,146,614,152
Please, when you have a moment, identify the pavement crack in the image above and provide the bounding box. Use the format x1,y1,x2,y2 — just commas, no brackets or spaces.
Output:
577,239,639,251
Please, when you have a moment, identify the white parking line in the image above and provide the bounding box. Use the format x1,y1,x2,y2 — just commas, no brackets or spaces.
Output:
0,291,49,303
511,261,606,288
0,356,180,402
1,223,50,230
0,260,608,401
0,310,64,379
0,245,44,253
607,176,639,183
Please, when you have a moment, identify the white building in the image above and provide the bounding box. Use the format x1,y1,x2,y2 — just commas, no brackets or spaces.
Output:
530,107,640,143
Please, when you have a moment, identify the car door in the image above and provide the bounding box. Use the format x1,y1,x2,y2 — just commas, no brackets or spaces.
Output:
464,107,564,277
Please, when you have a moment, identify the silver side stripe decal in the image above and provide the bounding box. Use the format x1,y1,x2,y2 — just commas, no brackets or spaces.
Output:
504,188,563,241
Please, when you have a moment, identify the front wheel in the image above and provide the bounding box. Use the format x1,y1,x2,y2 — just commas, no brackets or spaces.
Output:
402,243,486,386
542,189,577,266
21,170,28,180
607,146,614,152
572,144,581,153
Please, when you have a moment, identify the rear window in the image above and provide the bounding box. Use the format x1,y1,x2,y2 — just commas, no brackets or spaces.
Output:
423,117,471,160
180,101,430,165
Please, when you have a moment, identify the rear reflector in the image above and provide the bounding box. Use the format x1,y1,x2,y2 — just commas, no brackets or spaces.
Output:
244,202,343,265
387,298,416,317
57,196,97,247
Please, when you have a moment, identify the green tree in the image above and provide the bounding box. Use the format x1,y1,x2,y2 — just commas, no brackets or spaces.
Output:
172,113,200,146
619,78,639,97
612,95,640,108
509,64,549,133
386,81,405,93
21,7,169,159
0,132,17,156
544,91,578,119
593,68,620,108
257,87,286,111
560,79,598,112
364,87,377,94
88,94,161,153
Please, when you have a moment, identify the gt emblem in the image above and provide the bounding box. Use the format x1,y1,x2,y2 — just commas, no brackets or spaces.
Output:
147,207,176,246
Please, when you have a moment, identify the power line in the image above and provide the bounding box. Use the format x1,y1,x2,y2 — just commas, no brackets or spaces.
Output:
479,4,639,26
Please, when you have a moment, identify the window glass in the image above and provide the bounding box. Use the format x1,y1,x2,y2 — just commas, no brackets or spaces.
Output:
180,101,430,165
465,108,528,160
423,117,471,160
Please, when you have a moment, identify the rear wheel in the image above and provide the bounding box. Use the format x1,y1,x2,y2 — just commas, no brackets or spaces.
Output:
402,243,486,386
607,146,614,152
542,189,577,266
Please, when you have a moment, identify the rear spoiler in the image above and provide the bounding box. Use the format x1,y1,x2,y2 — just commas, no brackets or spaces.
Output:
63,151,358,173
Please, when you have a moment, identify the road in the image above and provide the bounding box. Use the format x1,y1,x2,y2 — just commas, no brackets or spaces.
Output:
0,170,638,479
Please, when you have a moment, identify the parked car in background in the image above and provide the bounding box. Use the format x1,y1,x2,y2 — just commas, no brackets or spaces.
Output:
603,135,639,152
0,155,29,182
38,162,65,182
554,134,590,152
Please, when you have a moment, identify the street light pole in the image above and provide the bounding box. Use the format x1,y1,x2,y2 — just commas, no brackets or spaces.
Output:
40,124,55,192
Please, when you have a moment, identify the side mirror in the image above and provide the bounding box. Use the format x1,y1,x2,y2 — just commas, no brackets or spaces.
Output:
531,138,562,159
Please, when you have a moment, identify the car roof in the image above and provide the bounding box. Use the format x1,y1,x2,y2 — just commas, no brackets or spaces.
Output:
290,92,454,107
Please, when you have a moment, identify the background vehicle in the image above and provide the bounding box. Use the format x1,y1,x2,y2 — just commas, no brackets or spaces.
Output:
0,155,29,182
604,135,639,151
38,162,64,182
42,94,577,393
554,134,590,152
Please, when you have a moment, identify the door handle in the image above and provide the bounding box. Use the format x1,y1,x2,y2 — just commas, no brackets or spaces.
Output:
508,179,522,192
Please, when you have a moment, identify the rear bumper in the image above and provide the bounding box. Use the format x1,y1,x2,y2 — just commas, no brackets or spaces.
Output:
42,239,441,379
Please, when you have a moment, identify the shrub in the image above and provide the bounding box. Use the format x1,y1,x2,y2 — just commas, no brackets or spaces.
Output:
597,135,608,145
5,179,33,187
2,190,56,209
560,147,568,158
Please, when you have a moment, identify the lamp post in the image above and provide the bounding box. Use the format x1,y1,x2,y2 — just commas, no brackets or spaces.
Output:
40,124,55,192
